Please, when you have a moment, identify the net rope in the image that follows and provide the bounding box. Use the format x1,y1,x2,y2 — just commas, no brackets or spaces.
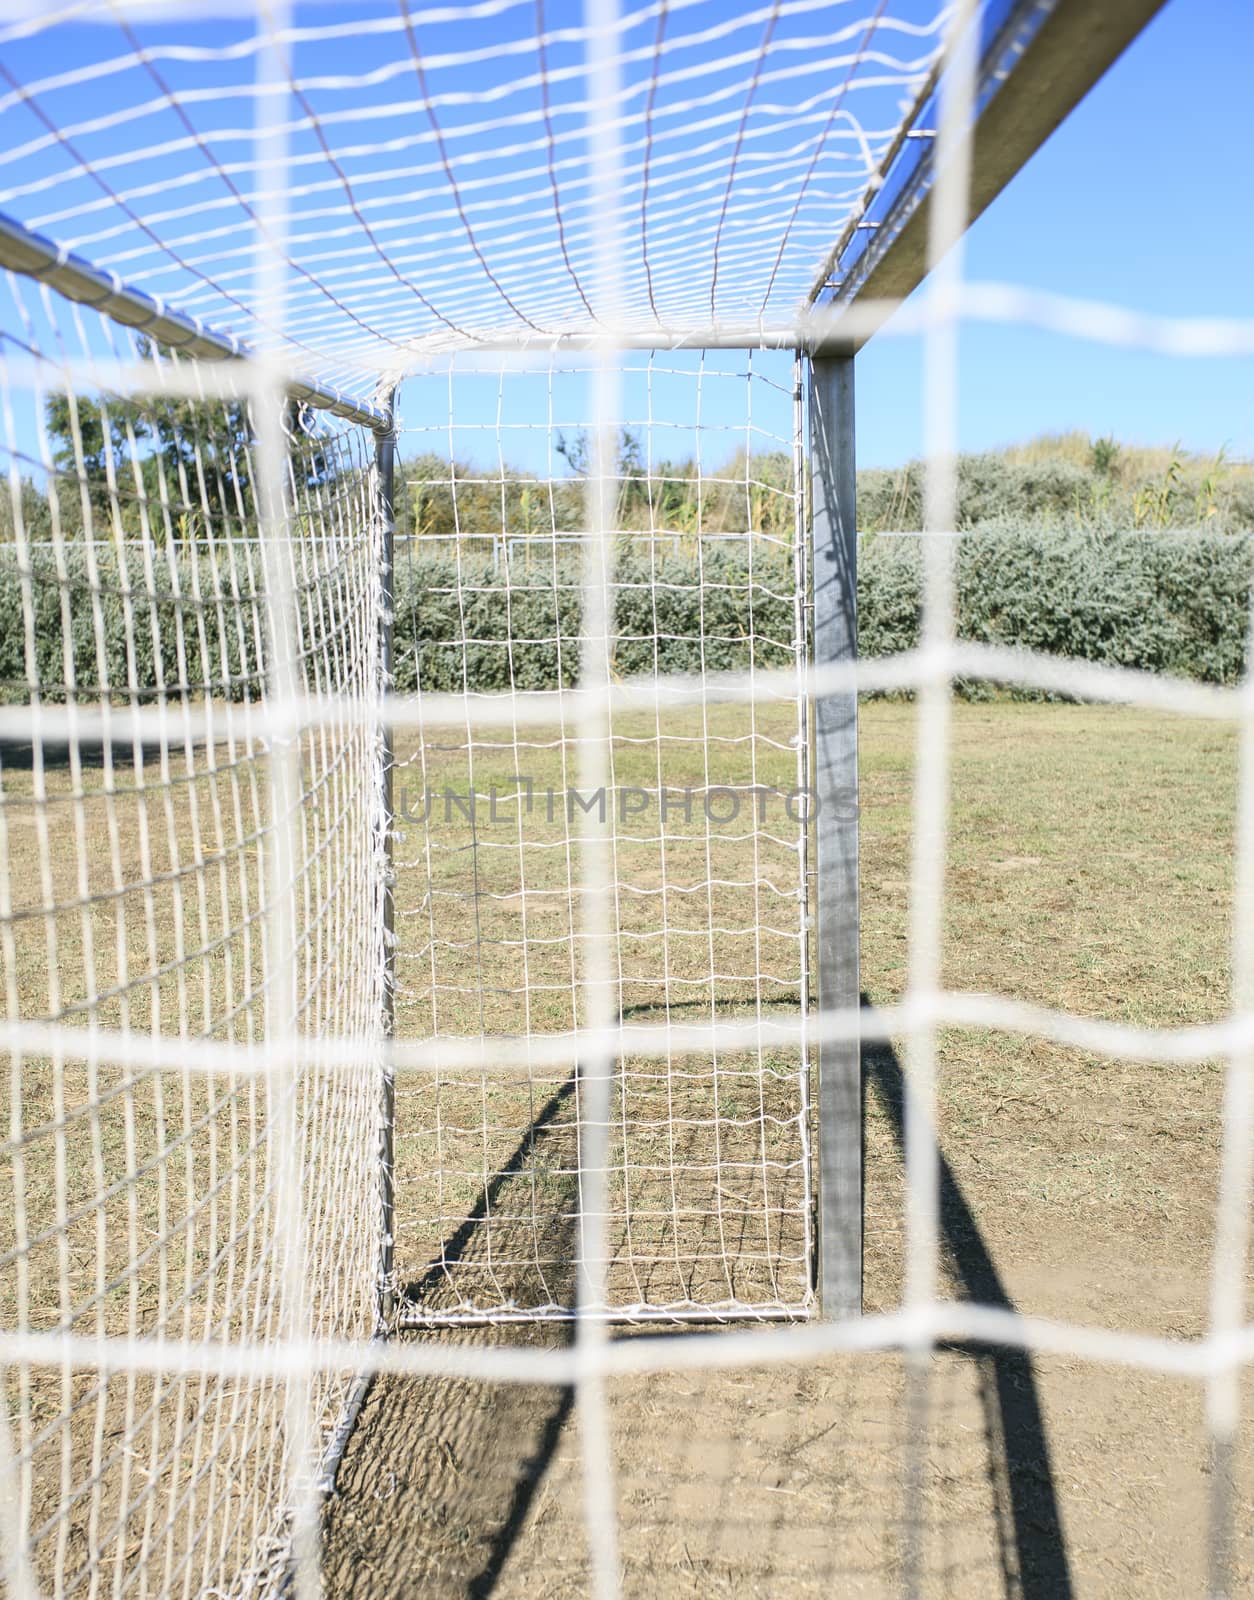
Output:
0,0,951,378
0,274,387,1594
387,349,812,1328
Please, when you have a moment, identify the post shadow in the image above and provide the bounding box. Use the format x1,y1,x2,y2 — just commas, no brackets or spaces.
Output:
400,1072,578,1309
862,1005,1075,1600
341,995,1075,1598
359,1072,579,1600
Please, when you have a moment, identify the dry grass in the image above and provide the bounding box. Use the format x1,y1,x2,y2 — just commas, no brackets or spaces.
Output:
1000,427,1251,488
390,703,812,1319
0,730,380,1598
328,699,1254,1598
884,701,1235,1340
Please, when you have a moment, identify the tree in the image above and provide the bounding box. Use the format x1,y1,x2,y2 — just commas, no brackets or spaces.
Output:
43,344,341,541
555,424,643,481
555,425,646,523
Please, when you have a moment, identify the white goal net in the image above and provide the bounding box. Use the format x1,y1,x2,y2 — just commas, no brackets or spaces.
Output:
0,265,390,1594
0,1,1249,1598
390,350,813,1324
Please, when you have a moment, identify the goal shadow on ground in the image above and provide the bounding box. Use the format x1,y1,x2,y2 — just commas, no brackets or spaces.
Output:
324,1008,1073,1598
862,1010,1075,1600
323,1074,580,1599
397,1072,580,1318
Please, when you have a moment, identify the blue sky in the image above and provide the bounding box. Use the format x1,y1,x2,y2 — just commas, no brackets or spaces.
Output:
405,0,1254,474
1,0,1249,484
419,0,1254,479
856,0,1254,467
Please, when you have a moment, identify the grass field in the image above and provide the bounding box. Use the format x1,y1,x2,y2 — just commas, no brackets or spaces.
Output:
389,699,812,1321
326,699,1254,1598
3,697,1252,1596
0,720,383,1598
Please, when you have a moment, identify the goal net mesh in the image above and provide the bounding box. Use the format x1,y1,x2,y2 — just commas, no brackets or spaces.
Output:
0,1,1249,1598
0,0,947,362
0,269,387,1594
391,351,812,1324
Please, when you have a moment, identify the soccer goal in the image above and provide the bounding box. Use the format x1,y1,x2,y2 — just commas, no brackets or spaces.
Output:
386,349,830,1326
1,1,1226,1597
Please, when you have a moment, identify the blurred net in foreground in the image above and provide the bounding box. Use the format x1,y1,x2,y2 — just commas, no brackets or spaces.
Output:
2,2,1251,1599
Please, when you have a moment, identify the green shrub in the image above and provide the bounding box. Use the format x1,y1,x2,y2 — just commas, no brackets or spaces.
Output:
323,529,1254,696
391,550,800,691
2,530,1249,706
858,527,1250,688
0,545,266,703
